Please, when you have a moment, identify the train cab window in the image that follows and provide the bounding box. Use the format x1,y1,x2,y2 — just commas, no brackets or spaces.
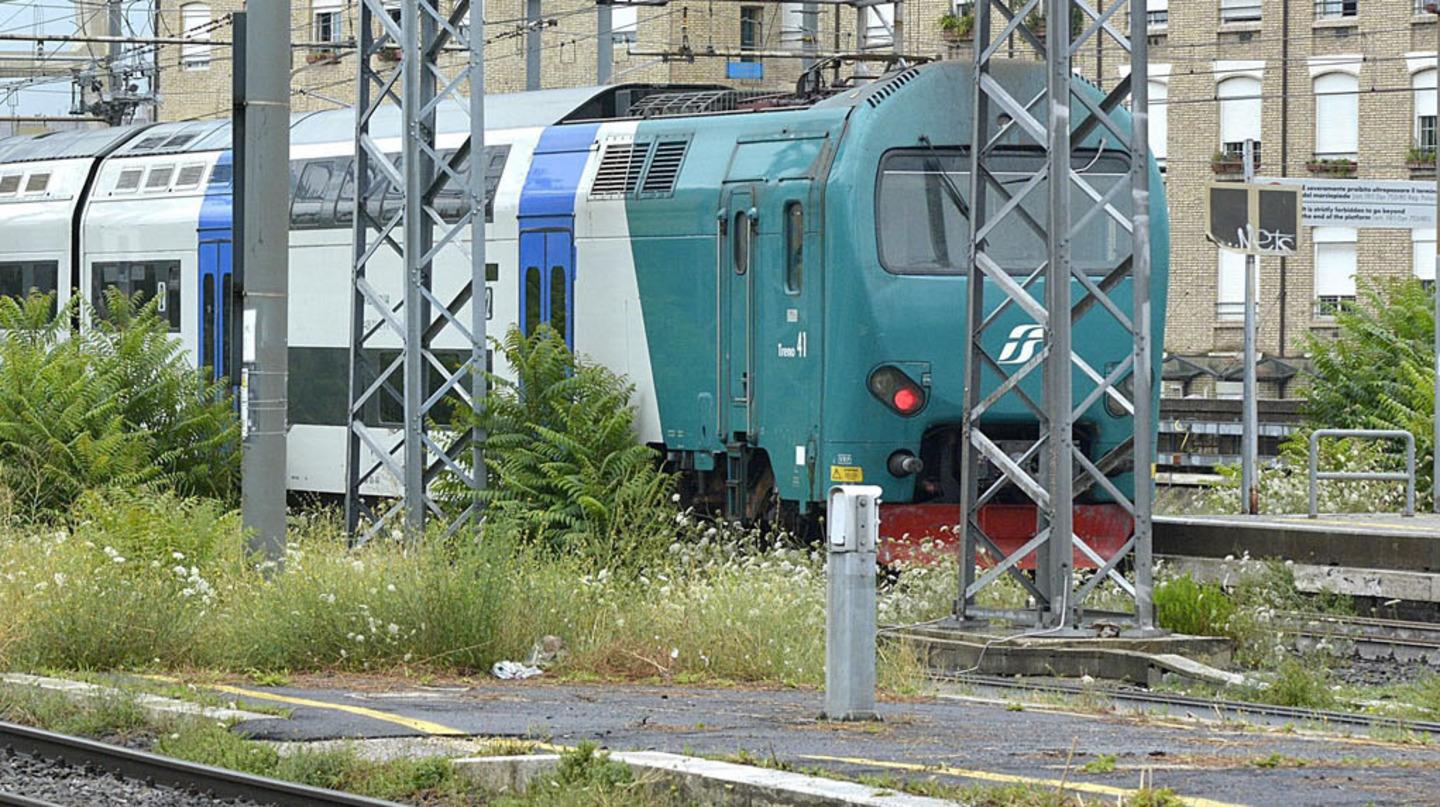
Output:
0,261,59,313
784,201,803,294
876,148,1133,276
0,174,20,196
549,266,567,343
292,161,334,227
92,260,182,332
733,211,750,275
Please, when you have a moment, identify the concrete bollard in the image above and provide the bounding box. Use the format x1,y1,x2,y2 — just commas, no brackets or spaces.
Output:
824,484,882,721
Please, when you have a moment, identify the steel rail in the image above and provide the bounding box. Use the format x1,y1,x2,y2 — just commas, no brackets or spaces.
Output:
0,721,406,807
927,671,1440,735
1282,612,1440,663
0,793,62,807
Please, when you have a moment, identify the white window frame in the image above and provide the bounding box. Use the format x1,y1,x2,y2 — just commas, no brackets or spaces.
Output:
1217,248,1250,322
1416,68,1437,155
1313,226,1357,318
612,3,638,43
312,0,344,44
1218,73,1263,159
180,2,212,70
1414,227,1436,282
1313,72,1359,159
1220,0,1261,24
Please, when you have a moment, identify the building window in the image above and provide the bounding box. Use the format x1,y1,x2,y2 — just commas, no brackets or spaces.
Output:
1313,227,1357,318
1219,75,1262,167
1148,77,1168,167
1414,228,1436,282
1313,72,1358,159
1314,0,1358,18
313,0,343,44
612,3,638,43
864,2,895,49
1416,69,1437,157
1148,0,1168,28
1216,249,1249,322
180,2,212,70
1220,0,1261,23
739,6,762,62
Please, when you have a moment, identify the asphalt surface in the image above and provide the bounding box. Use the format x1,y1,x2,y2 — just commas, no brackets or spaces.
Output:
202,678,1440,806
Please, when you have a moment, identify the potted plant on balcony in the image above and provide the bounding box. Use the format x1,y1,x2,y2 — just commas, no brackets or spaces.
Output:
939,10,975,41
1211,151,1244,174
378,44,402,63
306,48,340,65
1408,146,1436,172
1305,157,1357,177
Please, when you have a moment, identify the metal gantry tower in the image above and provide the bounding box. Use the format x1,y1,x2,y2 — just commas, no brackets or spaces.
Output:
958,0,1154,629
347,0,487,542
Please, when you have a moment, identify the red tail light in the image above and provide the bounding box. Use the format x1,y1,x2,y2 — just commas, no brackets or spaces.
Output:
868,366,927,417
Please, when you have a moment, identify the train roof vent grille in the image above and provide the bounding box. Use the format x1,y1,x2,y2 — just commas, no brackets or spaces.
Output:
115,168,143,192
145,165,175,190
23,173,48,193
639,140,688,195
162,133,198,150
132,134,169,151
174,164,207,188
865,66,921,109
591,142,647,197
0,174,18,195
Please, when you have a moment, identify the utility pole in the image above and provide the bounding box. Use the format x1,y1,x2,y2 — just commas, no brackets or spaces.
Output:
1431,3,1440,513
526,0,541,91
1241,138,1259,515
105,0,123,125
348,0,488,543
597,2,613,83
958,0,1154,631
233,6,290,561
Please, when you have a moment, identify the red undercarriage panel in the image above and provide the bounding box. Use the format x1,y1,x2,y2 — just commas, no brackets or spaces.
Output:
878,503,1134,569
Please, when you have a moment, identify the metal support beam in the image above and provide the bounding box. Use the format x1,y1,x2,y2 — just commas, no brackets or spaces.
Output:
233,7,290,561
1241,140,1259,515
526,0,541,91
347,0,488,543
597,2,613,83
958,0,1155,630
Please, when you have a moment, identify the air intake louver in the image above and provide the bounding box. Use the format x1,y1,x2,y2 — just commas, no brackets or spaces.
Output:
146,166,175,190
115,168,143,192
175,164,207,188
591,142,647,197
23,173,48,193
640,140,688,196
0,175,18,195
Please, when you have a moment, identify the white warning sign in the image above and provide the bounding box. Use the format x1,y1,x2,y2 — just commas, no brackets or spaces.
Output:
1254,177,1436,229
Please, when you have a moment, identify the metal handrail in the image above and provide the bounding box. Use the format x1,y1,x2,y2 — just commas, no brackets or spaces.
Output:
1308,429,1416,518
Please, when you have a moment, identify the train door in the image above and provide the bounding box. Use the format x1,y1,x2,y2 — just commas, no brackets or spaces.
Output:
719,187,755,442
518,227,574,348
198,237,233,382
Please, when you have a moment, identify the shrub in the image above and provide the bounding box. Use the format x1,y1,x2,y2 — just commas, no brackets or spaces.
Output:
1304,277,1435,502
0,292,238,517
1153,574,1234,637
452,326,675,570
1195,434,1408,516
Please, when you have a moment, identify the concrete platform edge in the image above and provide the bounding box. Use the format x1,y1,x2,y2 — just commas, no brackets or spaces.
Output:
452,751,958,807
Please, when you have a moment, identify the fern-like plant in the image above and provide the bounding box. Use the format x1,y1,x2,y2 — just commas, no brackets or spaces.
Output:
0,292,239,518
1303,277,1435,501
446,326,675,569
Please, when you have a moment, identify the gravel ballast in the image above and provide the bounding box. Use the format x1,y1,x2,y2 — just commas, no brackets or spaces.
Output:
0,747,265,806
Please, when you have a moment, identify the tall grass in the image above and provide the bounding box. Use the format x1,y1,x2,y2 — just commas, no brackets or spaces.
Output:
0,495,947,685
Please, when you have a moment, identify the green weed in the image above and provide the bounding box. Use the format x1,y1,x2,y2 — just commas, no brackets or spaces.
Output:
1080,753,1117,774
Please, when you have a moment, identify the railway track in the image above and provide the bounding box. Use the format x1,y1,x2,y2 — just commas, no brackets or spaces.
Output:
929,672,1440,736
0,720,405,807
1282,612,1440,666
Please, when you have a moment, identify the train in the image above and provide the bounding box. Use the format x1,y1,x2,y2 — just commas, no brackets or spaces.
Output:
0,60,1169,555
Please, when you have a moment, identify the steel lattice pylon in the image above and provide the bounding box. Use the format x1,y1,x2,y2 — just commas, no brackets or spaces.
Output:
346,0,487,542
958,0,1154,629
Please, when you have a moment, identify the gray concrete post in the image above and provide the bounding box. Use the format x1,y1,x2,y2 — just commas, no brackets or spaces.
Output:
233,6,290,561
825,485,881,722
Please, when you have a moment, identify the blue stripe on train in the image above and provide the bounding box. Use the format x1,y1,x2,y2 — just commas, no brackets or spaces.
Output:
517,124,599,348
197,151,234,384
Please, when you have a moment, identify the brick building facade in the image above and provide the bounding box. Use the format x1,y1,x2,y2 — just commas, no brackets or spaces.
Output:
151,0,1440,400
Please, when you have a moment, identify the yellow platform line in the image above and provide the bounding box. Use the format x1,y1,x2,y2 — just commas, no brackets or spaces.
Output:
144,676,467,737
799,753,1250,807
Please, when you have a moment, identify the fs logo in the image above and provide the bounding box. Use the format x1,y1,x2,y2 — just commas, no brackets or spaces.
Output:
996,324,1045,365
